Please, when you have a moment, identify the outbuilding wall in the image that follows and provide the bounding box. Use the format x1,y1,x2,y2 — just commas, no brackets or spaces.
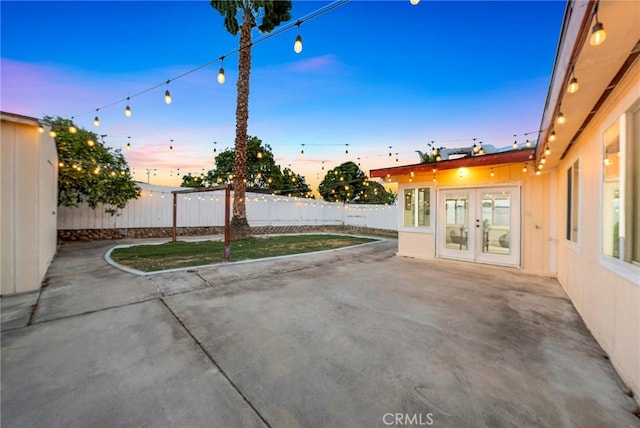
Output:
1,113,58,295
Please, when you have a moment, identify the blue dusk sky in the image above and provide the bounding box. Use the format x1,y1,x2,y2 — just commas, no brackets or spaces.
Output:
1,0,565,188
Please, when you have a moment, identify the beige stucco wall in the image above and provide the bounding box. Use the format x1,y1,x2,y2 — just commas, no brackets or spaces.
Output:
1,114,58,295
395,162,553,275
555,61,640,399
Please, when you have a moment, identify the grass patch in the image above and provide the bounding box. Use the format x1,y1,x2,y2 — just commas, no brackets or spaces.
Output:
110,234,376,272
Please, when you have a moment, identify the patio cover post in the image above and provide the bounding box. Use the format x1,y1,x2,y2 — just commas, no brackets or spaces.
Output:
172,192,177,243
224,185,230,262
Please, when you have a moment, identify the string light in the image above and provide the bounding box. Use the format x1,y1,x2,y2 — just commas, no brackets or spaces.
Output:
388,146,393,157
38,123,44,133
49,129,57,138
549,130,556,141
93,111,100,127
293,20,303,54
410,0,420,4
512,135,518,150
522,163,528,172
590,3,606,46
169,139,174,152
345,144,349,157
567,67,579,94
125,98,132,117
68,117,77,134
164,81,172,104
300,144,305,157
544,144,551,156
556,110,566,125
525,139,532,148
472,138,479,153
490,168,494,177
212,141,218,155
217,55,226,84
126,136,131,150
87,139,95,147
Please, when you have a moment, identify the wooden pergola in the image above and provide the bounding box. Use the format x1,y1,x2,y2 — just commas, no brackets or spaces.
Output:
171,185,231,262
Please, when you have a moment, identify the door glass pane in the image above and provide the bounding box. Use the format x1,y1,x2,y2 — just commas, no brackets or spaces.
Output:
481,191,511,255
418,188,430,227
445,193,468,250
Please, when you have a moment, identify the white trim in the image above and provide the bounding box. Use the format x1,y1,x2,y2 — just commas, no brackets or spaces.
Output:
599,256,640,286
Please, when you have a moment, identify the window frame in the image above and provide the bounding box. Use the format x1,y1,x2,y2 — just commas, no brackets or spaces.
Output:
599,98,640,285
565,158,581,247
399,184,434,233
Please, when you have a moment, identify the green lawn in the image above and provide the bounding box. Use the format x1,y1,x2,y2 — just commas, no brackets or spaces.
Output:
110,234,376,272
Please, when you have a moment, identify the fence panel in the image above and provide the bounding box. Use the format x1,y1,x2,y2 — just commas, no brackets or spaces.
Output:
57,183,397,231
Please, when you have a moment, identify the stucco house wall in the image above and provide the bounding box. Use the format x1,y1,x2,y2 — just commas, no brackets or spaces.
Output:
1,112,58,295
555,60,639,401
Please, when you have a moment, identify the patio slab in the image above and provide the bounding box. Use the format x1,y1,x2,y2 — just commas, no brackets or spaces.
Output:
0,291,39,331
166,255,639,427
1,299,265,428
2,236,638,427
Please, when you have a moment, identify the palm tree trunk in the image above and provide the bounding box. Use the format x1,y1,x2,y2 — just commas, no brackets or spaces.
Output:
231,10,252,238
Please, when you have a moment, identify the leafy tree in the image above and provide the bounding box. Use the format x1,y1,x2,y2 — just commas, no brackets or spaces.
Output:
210,0,293,237
43,116,140,214
182,136,312,197
318,161,394,205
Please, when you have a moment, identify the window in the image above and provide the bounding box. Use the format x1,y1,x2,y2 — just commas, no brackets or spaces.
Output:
566,160,579,243
403,187,431,228
602,100,639,265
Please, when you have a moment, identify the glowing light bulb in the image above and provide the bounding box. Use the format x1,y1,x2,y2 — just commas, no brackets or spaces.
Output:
545,145,551,156
522,164,528,172
590,21,606,46
165,90,172,104
567,77,579,94
126,143,131,150
217,68,225,84
49,129,57,138
125,105,132,117
169,146,173,152
94,116,100,127
410,0,420,4
38,124,44,133
549,130,556,141
294,35,303,54
257,151,263,159
87,139,95,147
69,125,77,134
556,112,566,125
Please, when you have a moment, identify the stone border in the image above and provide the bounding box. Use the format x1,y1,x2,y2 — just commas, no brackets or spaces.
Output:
59,225,397,242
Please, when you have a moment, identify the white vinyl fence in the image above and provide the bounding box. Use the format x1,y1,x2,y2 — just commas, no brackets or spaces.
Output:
57,183,397,231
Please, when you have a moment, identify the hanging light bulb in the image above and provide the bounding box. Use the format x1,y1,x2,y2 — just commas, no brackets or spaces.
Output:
525,139,532,148
388,146,393,157
93,116,100,127
590,4,606,46
538,163,544,170
522,163,528,173
345,144,349,157
49,129,57,138
217,55,226,84
169,139,174,152
38,123,44,133
126,136,131,150
165,90,172,104
549,130,556,141
513,135,518,150
410,0,420,4
556,111,566,125
490,168,495,177
257,151,263,159
87,139,95,147
545,145,551,156
212,141,218,155
301,144,305,157
478,145,485,155
567,67,580,94
472,138,479,153
125,98,132,117
294,21,303,54
69,124,77,134
540,156,547,164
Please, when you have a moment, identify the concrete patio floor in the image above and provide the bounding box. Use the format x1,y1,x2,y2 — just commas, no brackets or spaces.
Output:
2,236,638,427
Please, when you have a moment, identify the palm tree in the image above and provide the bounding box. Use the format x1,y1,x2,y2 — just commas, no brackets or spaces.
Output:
210,1,292,237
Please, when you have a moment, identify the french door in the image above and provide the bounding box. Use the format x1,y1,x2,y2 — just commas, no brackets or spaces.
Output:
438,186,520,267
